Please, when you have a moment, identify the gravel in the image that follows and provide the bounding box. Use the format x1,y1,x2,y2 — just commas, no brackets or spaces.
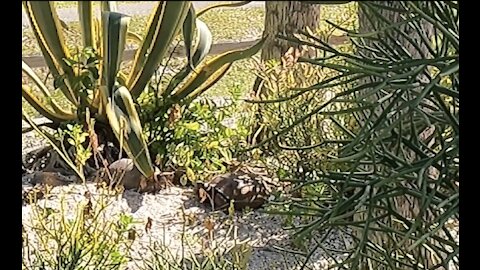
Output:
22,118,50,156
22,183,352,270
22,2,458,268
21,120,458,270
22,125,352,269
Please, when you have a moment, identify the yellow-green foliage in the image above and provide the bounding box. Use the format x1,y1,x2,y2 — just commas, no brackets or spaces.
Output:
22,188,135,269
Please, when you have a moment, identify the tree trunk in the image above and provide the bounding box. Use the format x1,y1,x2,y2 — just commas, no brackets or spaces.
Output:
261,1,320,61
353,2,450,269
248,2,320,146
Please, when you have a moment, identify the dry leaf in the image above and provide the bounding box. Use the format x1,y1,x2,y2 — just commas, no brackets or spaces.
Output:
204,218,214,233
168,104,182,127
83,199,93,219
198,187,208,203
145,217,153,233
128,229,136,241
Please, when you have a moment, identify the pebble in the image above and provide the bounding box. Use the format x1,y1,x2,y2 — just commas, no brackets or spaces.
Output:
21,125,458,270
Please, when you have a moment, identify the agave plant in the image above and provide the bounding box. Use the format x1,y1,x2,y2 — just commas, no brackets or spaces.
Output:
253,1,458,269
22,1,264,182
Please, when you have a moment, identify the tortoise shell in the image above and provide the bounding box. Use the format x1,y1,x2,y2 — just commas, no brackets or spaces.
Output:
195,171,270,211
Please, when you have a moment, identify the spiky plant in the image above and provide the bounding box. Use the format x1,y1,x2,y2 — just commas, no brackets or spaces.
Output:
254,1,458,269
22,1,264,183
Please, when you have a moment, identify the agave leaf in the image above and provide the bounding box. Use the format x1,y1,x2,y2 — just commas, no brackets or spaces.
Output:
101,1,118,12
127,1,164,82
172,37,266,100
97,2,120,66
163,18,213,96
23,1,78,105
104,86,154,177
100,11,130,97
78,1,95,48
128,1,191,97
25,2,71,65
22,85,76,123
22,61,75,116
191,19,213,67
118,72,129,85
185,63,232,101
183,3,196,69
22,109,85,181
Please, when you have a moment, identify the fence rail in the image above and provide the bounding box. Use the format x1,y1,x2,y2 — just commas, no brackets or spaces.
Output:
22,35,348,68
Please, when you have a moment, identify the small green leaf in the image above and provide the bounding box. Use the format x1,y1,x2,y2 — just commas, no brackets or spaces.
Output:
180,174,188,186
183,122,200,131
219,148,232,160
225,128,234,137
206,141,219,149
186,167,196,181
67,138,75,146
78,133,88,143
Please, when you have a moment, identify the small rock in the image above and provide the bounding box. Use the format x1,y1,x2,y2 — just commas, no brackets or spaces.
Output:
31,171,77,187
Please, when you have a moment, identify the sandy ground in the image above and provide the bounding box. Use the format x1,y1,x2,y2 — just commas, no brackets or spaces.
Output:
22,182,351,270
21,119,458,269
21,120,352,269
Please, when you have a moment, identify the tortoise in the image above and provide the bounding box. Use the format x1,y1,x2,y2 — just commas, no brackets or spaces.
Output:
195,165,275,211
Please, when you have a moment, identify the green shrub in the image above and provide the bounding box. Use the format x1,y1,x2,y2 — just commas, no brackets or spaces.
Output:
22,1,264,182
22,188,135,269
140,92,250,183
22,190,253,270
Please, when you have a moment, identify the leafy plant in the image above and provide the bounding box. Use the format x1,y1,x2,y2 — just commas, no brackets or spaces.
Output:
57,123,93,177
253,1,458,269
22,187,254,270
140,94,250,183
22,188,136,269
245,44,356,209
22,1,265,184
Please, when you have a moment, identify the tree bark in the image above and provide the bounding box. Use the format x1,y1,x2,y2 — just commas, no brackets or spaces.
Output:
249,2,320,146
261,1,320,61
